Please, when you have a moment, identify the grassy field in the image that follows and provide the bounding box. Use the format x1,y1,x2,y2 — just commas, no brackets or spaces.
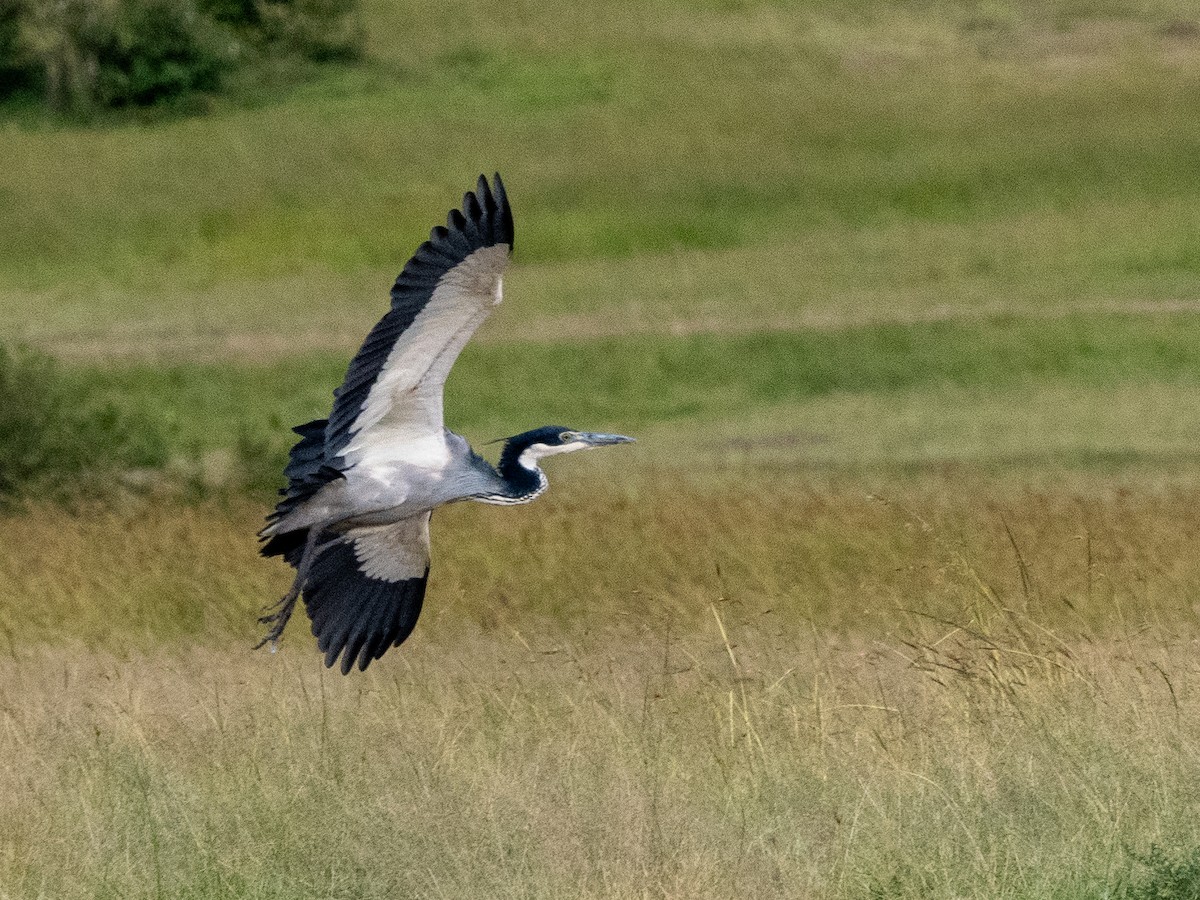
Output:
6,481,1200,897
5,0,1200,897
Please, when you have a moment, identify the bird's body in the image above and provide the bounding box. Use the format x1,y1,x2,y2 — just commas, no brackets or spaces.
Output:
258,175,632,673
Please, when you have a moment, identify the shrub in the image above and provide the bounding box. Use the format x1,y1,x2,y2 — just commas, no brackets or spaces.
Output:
0,344,168,502
1,0,360,114
95,0,234,108
16,0,113,113
0,0,30,98
197,0,258,27
200,0,363,62
252,0,363,63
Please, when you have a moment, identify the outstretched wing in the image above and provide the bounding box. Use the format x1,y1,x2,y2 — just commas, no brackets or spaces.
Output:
325,173,514,469
303,514,432,674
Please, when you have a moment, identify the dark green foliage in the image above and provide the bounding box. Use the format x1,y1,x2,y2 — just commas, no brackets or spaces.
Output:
0,344,167,502
0,0,232,113
253,0,363,62
0,0,29,97
0,0,360,114
1121,846,1200,900
96,0,233,107
202,0,363,62
197,0,259,27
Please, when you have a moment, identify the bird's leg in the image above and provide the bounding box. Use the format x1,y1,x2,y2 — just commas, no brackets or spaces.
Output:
255,527,329,652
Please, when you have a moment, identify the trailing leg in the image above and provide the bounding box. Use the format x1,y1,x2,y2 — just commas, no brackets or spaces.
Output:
255,527,331,651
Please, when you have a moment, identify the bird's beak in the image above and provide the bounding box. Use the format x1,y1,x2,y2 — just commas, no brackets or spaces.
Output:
578,432,636,447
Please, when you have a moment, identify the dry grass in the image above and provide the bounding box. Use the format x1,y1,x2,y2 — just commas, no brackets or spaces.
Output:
3,472,1200,897
3,615,1197,898
6,469,1200,647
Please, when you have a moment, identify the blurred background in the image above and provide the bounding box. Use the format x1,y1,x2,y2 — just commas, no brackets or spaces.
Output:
3,1,1200,897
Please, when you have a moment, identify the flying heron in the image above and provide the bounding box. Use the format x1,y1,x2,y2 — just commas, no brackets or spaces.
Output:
257,174,634,673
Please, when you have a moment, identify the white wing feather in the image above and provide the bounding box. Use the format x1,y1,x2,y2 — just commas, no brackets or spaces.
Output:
339,244,509,469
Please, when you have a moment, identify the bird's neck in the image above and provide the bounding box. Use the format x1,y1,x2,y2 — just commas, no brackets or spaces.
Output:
489,444,549,504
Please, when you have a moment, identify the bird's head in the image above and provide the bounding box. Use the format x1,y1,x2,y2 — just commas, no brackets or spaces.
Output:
499,425,635,473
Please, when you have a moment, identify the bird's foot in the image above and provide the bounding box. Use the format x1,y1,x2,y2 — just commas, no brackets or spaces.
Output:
259,592,289,614
253,593,299,651
255,527,325,654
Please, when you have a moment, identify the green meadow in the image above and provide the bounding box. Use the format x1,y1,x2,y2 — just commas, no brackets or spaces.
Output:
5,0,1200,896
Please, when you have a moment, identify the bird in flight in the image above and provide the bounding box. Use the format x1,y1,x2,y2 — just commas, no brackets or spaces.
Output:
257,174,634,673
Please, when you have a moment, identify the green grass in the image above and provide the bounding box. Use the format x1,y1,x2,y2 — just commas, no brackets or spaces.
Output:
67,312,1200,489
3,0,1200,345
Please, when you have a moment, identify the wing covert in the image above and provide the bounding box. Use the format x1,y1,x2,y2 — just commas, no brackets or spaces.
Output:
325,174,514,467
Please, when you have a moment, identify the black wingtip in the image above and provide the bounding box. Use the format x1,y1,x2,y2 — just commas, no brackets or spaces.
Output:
462,186,483,224
456,172,513,253
492,172,514,253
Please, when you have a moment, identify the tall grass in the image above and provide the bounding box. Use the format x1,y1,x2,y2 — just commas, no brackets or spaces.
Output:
4,473,1200,897
4,471,1200,655
2,392,1177,889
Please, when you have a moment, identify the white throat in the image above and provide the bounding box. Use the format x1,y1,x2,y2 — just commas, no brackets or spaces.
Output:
517,441,588,471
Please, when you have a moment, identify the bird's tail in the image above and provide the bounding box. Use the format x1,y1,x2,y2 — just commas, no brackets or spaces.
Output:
260,418,343,557
260,527,309,564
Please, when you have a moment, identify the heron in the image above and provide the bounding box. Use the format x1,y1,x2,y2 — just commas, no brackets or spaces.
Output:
257,174,634,674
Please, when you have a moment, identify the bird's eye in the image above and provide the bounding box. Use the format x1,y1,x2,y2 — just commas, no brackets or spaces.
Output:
560,431,575,443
